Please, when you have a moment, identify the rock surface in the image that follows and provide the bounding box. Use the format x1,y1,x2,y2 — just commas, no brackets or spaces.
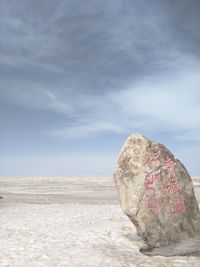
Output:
113,134,200,250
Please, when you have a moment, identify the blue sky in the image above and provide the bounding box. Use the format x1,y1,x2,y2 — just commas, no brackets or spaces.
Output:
1,0,200,176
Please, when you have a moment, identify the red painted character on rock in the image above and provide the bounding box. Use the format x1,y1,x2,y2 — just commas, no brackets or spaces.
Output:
173,196,186,214
145,171,166,213
163,156,176,178
142,150,160,168
166,178,179,195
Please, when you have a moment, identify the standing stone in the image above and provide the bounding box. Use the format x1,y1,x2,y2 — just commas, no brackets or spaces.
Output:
113,134,200,250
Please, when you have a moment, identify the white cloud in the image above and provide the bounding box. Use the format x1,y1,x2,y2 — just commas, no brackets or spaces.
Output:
112,61,200,131
48,56,200,140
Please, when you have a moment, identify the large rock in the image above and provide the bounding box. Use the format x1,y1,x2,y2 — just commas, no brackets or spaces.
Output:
113,134,200,250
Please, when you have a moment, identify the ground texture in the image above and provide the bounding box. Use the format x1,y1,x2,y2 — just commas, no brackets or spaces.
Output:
0,177,200,267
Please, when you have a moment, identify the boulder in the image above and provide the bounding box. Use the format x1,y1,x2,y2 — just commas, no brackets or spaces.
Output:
113,134,200,251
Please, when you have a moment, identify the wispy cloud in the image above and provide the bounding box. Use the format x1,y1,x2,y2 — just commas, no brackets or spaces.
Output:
42,90,74,114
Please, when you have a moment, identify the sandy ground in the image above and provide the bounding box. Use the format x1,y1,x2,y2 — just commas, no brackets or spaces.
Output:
0,176,200,267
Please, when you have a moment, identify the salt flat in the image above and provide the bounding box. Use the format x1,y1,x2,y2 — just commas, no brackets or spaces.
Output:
0,177,199,267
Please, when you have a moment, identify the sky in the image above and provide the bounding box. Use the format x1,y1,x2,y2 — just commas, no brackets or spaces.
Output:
1,0,200,176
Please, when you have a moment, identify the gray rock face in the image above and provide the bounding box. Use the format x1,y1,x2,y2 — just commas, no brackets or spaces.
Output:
113,134,200,248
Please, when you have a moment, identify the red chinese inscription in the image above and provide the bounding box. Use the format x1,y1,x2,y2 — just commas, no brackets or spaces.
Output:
142,150,160,168
173,196,186,214
143,152,186,215
163,156,176,178
166,177,179,195
145,171,163,193
145,171,166,213
147,194,167,213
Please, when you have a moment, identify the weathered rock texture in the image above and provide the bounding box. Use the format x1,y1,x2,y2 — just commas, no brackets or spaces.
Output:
113,134,200,250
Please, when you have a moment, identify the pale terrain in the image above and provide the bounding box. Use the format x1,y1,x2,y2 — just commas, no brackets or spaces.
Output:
0,176,199,267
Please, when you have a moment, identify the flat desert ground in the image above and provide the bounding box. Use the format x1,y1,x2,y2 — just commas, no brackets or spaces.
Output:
0,177,200,267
